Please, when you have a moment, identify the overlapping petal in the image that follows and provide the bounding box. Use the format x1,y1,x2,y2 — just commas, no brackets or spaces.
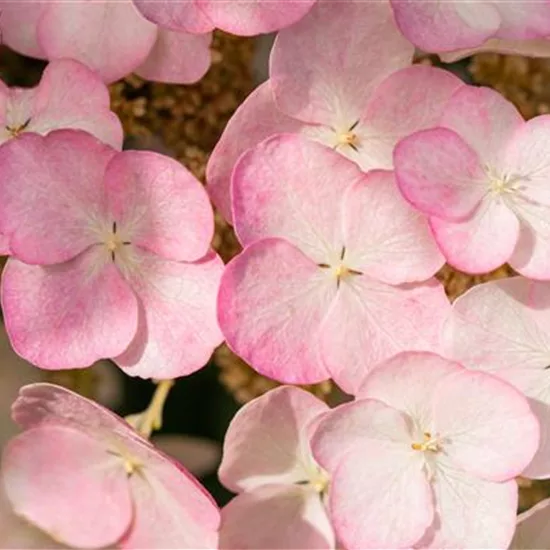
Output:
206,82,305,223
319,277,449,394
418,460,518,549
219,386,328,492
104,150,214,263
197,0,316,36
394,127,487,221
116,250,223,379
512,497,550,549
2,425,133,548
270,0,413,125
342,171,444,284
135,29,212,84
37,0,157,83
232,135,357,262
132,0,214,33
0,131,116,265
312,400,432,549
218,239,335,383
220,485,334,550
2,251,139,370
23,59,123,149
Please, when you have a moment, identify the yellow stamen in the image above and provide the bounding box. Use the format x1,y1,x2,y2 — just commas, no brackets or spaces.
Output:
411,432,441,453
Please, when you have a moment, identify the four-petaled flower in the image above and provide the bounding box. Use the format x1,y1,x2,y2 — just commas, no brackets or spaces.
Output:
218,386,334,549
218,134,449,393
0,130,223,378
311,352,539,549
395,85,550,278
1,383,220,548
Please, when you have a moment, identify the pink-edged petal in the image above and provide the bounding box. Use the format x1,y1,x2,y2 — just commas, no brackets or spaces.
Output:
511,497,550,549
430,197,520,273
342,171,443,284
197,0,315,36
394,127,487,220
312,400,432,549
442,276,550,373
105,150,213,263
206,81,305,223
12,383,141,442
115,249,223,379
391,0,500,52
319,276,450,395
28,59,123,149
37,1,158,83
418,460,518,549
121,446,219,549
219,386,328,492
499,116,550,279
0,131,116,265
218,239,335,384
522,398,550,479
432,369,539,482
441,85,524,166
135,29,212,84
220,485,334,550
0,1,48,59
358,65,464,170
2,425,132,549
356,352,463,428
271,0,413,125
133,0,214,33
2,251,139,370
441,37,550,63
494,2,550,40
232,134,359,262
0,482,64,549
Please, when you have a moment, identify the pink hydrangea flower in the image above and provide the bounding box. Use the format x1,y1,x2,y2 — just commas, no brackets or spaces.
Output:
311,352,539,549
1,383,220,548
207,0,466,223
0,130,223,379
0,58,123,256
0,59,122,149
1,0,211,84
442,276,550,479
134,0,315,36
511,497,550,549
218,386,334,549
395,85,550,277
390,0,550,53
218,134,448,393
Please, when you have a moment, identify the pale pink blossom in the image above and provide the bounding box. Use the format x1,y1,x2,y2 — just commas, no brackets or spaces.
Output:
390,0,550,53
134,0,315,36
207,0,460,222
395,85,550,277
312,352,539,549
218,386,334,549
1,383,220,548
1,0,211,84
510,497,550,549
442,276,550,479
218,134,448,392
0,130,223,379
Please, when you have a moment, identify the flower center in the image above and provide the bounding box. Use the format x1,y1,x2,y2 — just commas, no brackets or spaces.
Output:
334,120,360,152
411,432,442,453
5,117,31,138
318,247,363,288
485,166,522,197
104,221,131,261
297,464,330,495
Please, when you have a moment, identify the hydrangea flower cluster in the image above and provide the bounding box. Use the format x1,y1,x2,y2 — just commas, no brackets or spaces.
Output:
2,0,550,547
